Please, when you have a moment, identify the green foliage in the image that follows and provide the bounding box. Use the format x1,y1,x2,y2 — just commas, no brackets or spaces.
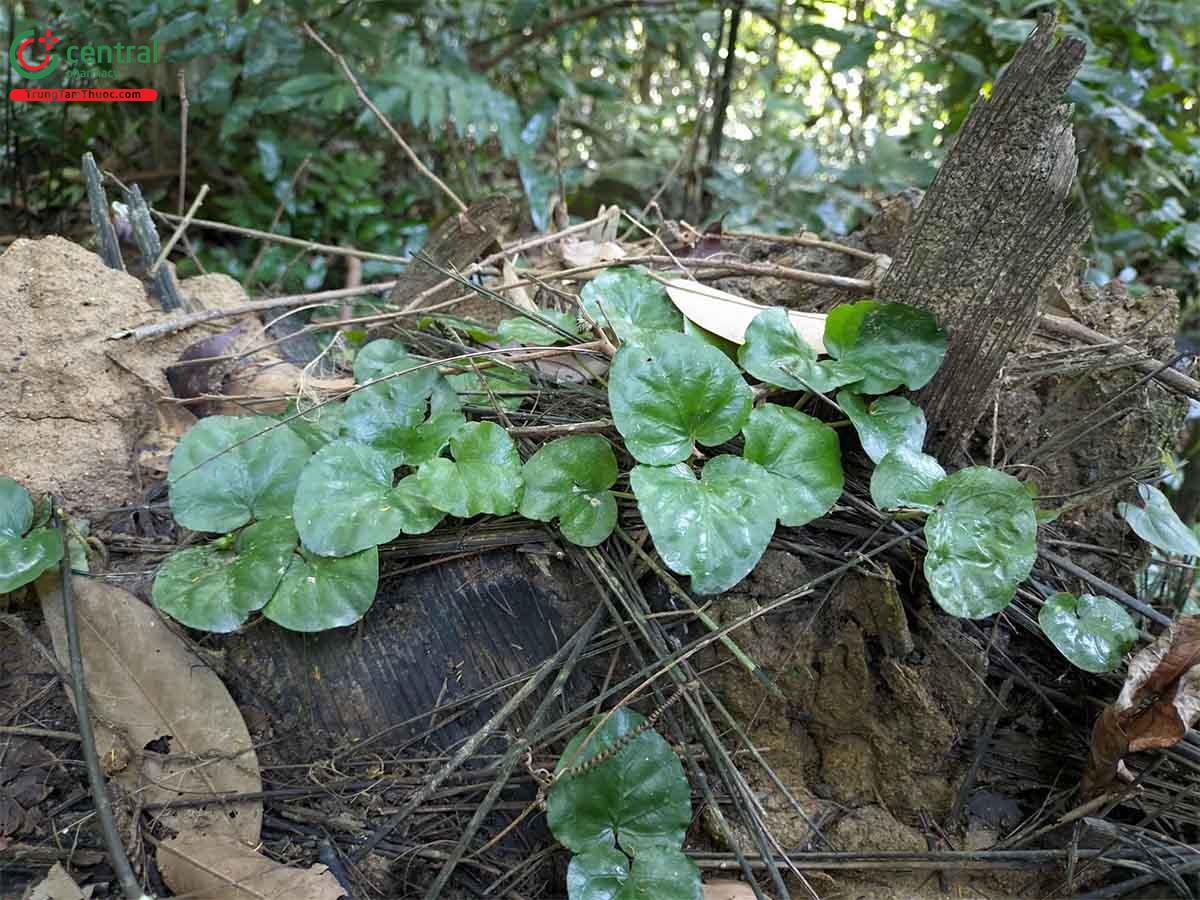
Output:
0,477,64,594
497,310,582,347
741,404,843,527
567,846,701,900
1038,592,1137,673
870,447,946,512
580,269,683,345
519,436,619,547
923,468,1037,619
836,393,926,464
1119,483,1200,557
415,421,524,517
824,302,947,394
264,544,380,632
739,307,861,393
609,332,752,466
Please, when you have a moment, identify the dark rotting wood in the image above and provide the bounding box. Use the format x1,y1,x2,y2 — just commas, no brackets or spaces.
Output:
122,182,186,312
877,14,1090,454
81,153,124,273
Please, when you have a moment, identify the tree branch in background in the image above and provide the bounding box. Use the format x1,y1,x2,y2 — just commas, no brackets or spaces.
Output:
702,1,744,219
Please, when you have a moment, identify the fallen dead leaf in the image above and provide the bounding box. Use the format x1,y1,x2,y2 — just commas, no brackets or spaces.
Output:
561,238,626,269
157,834,344,900
703,880,763,900
37,575,262,841
663,279,827,353
22,862,94,900
1081,615,1200,798
686,221,724,259
498,259,537,312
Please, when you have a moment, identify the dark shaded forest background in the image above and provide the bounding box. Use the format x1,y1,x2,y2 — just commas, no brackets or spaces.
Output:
2,0,1197,307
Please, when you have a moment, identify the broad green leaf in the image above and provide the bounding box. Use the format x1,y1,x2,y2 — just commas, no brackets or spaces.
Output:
683,317,738,360
281,402,343,454
449,365,533,412
1038,592,1137,673
1118,484,1200,557
738,307,862,393
826,302,947,394
547,708,691,855
836,392,926,464
741,404,843,526
0,528,63,594
630,456,777,594
871,447,946,511
416,422,524,517
152,517,297,632
580,268,683,344
262,545,379,632
354,339,434,385
344,373,465,467
519,436,618,547
0,477,33,537
497,310,580,346
168,416,312,534
924,467,1037,618
823,300,878,359
567,846,702,900
294,441,444,556
609,332,752,466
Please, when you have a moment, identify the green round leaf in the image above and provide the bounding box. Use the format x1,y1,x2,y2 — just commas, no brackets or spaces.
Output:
741,404,843,526
294,441,444,556
0,528,63,594
610,332,752,466
923,467,1037,619
497,309,580,346
548,707,691,856
262,545,379,632
281,402,344,454
631,456,777,594
168,416,312,534
1118,483,1200,557
343,371,465,467
581,267,683,345
449,365,533,412
519,436,619,547
871,447,947,511
683,317,738,360
739,307,863,393
354,338,432,385
823,299,879,359
826,302,947,394
1038,592,1138,673
0,476,34,537
836,392,926,464
152,517,297,632
567,846,702,900
416,421,524,517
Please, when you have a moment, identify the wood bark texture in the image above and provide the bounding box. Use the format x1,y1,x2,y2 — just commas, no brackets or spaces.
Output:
877,14,1090,453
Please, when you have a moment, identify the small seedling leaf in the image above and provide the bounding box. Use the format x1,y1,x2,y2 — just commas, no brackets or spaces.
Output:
631,456,777,594
1039,592,1137,673
741,404,843,526
519,436,619,547
262,545,379,632
610,331,752,466
497,309,581,346
825,301,947,394
871,446,946,511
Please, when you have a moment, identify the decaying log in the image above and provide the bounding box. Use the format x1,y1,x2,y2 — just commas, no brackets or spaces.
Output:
878,14,1090,453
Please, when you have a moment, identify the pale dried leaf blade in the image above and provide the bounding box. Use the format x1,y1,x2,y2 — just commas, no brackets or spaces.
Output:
500,259,537,312
23,862,93,900
158,834,344,900
37,574,262,842
703,879,762,900
561,238,626,269
663,280,827,353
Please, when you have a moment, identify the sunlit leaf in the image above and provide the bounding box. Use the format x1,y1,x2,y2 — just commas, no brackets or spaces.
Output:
1039,592,1138,673
519,436,618,547
739,307,862,393
1118,484,1200,557
581,267,683,344
870,446,946,511
741,404,842,526
825,302,947,394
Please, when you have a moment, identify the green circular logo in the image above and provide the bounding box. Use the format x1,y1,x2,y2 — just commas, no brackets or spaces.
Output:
10,28,61,81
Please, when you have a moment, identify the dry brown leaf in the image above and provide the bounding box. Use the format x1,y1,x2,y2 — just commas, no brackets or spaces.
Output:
703,879,761,900
37,575,262,841
663,279,827,353
561,238,627,269
499,259,537,312
218,362,352,414
1081,616,1200,798
158,834,344,900
22,862,93,900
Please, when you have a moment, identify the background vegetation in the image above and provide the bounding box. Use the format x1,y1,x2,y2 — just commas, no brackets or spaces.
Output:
2,0,1198,303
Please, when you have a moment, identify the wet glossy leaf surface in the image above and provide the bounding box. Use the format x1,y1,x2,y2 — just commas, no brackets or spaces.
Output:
610,332,752,466
924,467,1037,618
1119,483,1200,557
581,267,683,344
870,446,946,511
1039,592,1137,673
0,477,63,594
262,545,379,632
741,404,842,526
519,436,618,546
739,307,861,392
837,392,926,464
631,456,777,594
566,846,701,900
825,301,947,394
416,421,524,517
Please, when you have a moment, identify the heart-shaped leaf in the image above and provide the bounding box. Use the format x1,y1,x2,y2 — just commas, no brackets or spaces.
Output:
739,307,862,393
630,456,777,594
547,707,691,855
871,446,946,511
610,332,752,466
1039,592,1138,673
353,338,435,385
449,365,533,412
168,416,312,534
567,846,702,900
0,476,33,537
823,299,878,358
261,545,379,632
281,401,344,454
825,301,947,394
519,436,618,547
837,392,926,464
0,477,64,594
152,517,297,632
924,467,1037,618
497,309,581,346
1119,483,1200,557
294,441,444,556
581,267,683,344
741,404,843,526
416,421,524,517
